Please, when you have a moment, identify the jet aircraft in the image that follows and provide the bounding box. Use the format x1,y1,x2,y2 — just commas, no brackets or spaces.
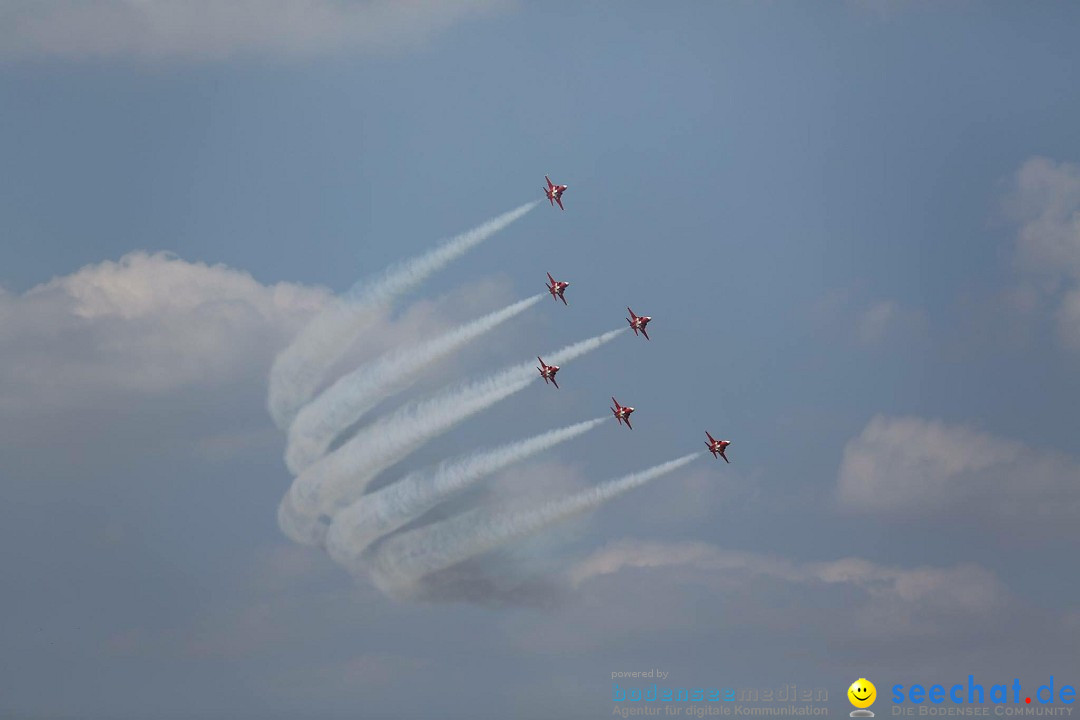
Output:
546,273,570,305
537,357,561,388
611,397,635,429
544,176,568,210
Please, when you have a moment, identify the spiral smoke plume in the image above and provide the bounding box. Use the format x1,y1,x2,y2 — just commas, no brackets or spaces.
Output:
267,201,538,430
278,328,625,546
369,453,703,594
325,417,607,573
285,293,545,474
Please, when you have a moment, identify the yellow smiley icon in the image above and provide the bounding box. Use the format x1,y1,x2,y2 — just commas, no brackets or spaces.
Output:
848,678,877,709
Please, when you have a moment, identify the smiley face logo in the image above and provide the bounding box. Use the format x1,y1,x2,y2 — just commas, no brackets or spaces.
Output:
848,678,877,709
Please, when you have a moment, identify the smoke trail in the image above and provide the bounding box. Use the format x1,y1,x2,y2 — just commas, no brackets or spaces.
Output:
278,328,627,546
325,417,606,573
267,201,540,430
369,453,703,591
285,293,545,475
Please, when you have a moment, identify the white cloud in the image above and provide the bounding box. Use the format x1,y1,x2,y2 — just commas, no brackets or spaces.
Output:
0,0,507,61
0,250,511,418
856,299,899,343
1006,156,1080,349
0,251,330,410
514,538,1006,653
837,415,1080,528
1010,157,1080,281
1058,287,1080,353
568,540,1002,618
0,247,522,497
808,289,924,346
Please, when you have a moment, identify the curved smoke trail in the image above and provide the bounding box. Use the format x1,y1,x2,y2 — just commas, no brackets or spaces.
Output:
278,328,627,546
285,293,545,475
369,453,703,593
325,417,607,573
267,201,540,430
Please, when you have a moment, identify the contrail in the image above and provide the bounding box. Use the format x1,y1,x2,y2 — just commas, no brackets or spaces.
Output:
278,328,627,546
285,293,545,475
267,201,540,430
368,453,703,592
325,417,607,573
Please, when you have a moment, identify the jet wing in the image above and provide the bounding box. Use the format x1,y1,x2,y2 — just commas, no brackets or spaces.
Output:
555,196,564,210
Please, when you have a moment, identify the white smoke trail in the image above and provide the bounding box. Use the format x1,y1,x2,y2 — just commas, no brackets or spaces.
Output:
285,293,545,475
325,417,607,573
267,201,540,430
278,328,626,546
369,453,703,592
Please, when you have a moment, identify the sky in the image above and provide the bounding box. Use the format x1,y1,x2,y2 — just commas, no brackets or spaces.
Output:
2,1,1080,718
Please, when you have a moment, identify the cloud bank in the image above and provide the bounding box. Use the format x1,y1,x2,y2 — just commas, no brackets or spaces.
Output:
554,539,1008,649
1007,156,1080,350
0,251,329,411
837,415,1080,531
0,0,508,61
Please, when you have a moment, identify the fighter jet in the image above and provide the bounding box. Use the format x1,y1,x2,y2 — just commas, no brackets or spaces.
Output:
705,432,732,463
626,308,652,340
537,357,560,388
544,176,568,210
611,397,635,429
546,273,570,305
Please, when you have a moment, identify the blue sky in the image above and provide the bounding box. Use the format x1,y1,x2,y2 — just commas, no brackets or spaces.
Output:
2,2,1080,719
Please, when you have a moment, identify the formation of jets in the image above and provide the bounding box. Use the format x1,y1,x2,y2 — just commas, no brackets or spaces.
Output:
540,176,733,462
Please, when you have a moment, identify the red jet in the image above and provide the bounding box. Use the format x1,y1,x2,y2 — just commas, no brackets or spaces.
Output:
705,432,732,463
546,273,570,305
537,357,560,388
544,176,568,210
610,397,635,429
626,308,652,340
